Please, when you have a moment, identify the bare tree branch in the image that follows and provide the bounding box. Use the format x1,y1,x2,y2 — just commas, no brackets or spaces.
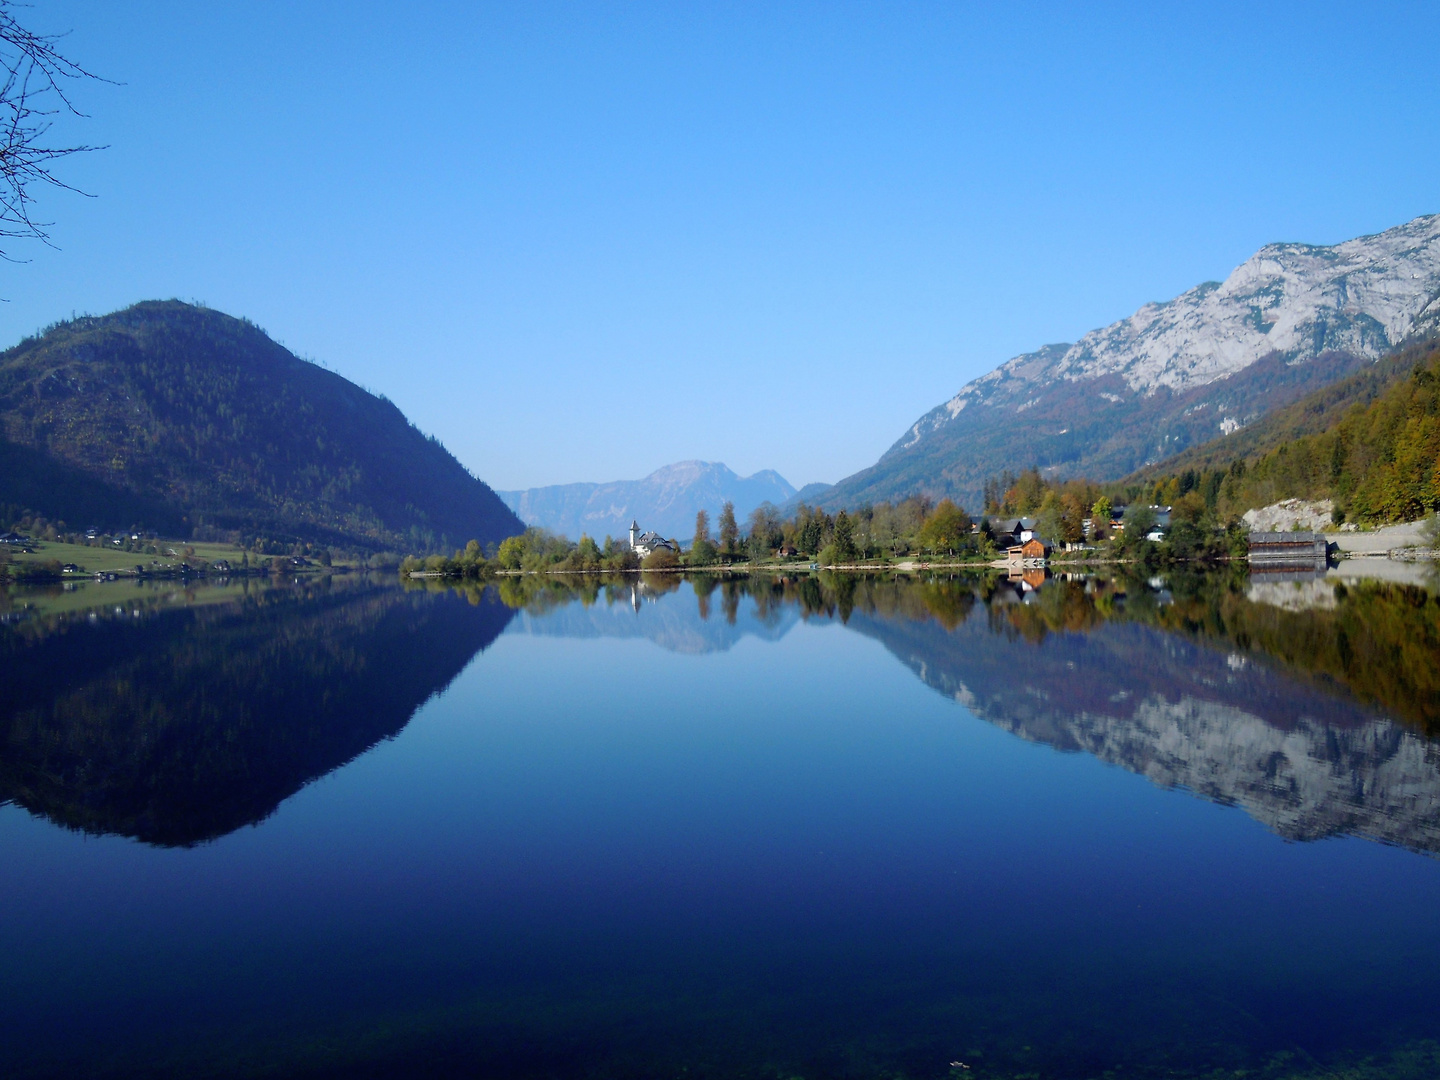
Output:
0,1,108,259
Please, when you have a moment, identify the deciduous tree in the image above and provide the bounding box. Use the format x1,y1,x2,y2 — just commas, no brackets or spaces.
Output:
0,2,107,257
718,501,738,557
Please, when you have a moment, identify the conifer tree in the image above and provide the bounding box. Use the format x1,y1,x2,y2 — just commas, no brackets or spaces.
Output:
832,510,856,561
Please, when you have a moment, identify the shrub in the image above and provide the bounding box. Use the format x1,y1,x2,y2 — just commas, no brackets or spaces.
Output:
641,547,679,570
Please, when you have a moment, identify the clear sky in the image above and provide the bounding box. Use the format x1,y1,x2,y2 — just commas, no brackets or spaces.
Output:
5,2,1438,490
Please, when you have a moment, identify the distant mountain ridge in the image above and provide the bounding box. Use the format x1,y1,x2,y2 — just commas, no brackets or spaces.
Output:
500,460,797,541
0,301,522,551
823,213,1440,508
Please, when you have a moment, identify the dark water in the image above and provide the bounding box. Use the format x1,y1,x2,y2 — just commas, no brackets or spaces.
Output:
2,568,1440,1079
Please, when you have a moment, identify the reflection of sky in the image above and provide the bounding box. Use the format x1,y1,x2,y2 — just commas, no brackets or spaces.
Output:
5,586,1440,1076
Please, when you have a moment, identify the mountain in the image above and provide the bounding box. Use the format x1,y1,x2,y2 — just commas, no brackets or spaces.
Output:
0,301,522,551
1128,334,1438,482
499,460,796,541
824,213,1440,509
780,481,836,511
1133,334,1440,524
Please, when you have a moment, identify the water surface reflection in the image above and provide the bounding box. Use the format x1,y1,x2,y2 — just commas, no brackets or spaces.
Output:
3,568,1440,1079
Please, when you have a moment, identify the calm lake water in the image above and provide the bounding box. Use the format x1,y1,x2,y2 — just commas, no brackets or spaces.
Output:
3,567,1440,1079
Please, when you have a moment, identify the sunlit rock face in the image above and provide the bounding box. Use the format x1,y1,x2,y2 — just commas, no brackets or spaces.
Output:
826,214,1440,507
850,605,1440,856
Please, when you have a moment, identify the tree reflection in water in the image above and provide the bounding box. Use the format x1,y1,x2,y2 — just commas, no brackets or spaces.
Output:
4,566,1438,855
478,566,1440,856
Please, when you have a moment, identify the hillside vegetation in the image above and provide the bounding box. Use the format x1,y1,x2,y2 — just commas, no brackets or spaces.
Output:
0,301,521,552
1132,336,1438,481
1130,336,1440,525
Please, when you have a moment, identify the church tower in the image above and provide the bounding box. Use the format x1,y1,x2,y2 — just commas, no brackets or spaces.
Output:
629,520,639,550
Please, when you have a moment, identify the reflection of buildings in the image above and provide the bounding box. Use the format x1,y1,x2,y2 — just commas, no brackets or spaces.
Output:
999,567,1050,598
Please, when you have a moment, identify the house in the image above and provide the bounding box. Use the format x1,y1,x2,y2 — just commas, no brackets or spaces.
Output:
990,517,1036,547
629,520,678,559
212,559,232,573
0,531,28,545
777,543,799,558
1112,504,1170,537
1005,536,1052,571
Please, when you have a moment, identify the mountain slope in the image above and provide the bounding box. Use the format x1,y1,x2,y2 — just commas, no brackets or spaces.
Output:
825,213,1440,508
0,301,522,550
1129,334,1440,482
1135,335,1440,524
500,460,796,541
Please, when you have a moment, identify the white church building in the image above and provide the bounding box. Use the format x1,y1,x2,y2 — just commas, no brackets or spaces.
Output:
629,520,678,558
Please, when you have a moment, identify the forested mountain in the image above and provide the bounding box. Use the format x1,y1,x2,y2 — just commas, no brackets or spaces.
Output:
822,213,1440,508
1133,335,1440,524
500,460,796,541
0,301,521,551
1131,335,1438,481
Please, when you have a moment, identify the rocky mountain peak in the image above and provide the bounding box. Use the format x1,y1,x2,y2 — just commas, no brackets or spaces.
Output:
823,213,1440,510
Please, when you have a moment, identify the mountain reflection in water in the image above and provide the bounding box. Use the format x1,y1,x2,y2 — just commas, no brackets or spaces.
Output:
3,567,1438,857
494,568,1440,856
0,576,513,845
5,568,1440,1079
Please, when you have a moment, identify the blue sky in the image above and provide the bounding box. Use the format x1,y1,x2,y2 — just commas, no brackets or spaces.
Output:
6,2,1438,490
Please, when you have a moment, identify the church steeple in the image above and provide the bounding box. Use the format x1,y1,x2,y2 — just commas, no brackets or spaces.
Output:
630,520,639,550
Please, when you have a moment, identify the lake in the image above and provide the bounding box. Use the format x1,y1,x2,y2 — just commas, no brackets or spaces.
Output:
2,567,1440,1079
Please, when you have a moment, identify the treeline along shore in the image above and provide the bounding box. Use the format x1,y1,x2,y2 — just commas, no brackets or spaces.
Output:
411,337,1440,581
400,481,1267,580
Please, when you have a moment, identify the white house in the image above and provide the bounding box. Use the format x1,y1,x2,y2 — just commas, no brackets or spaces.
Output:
629,520,678,558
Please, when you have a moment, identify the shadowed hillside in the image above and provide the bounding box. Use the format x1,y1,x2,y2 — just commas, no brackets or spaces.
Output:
0,301,522,551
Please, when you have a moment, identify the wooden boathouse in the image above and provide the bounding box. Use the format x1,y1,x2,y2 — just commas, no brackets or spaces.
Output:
1247,531,1328,565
